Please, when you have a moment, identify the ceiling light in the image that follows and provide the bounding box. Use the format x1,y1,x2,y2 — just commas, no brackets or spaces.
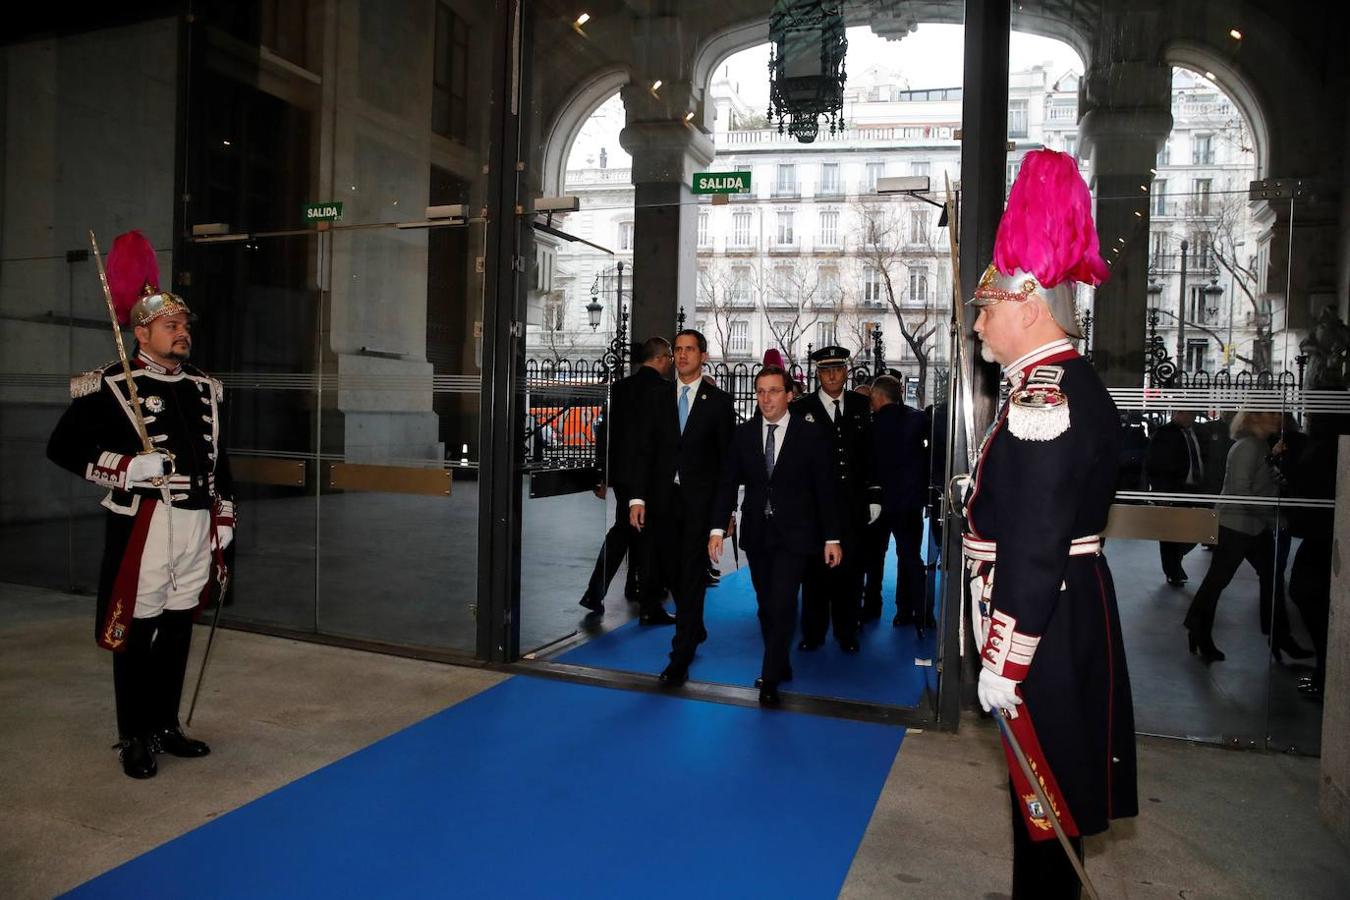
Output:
684,111,695,122
1229,28,1242,40
1149,168,1157,175
575,13,590,27
1204,71,1216,81
651,79,662,92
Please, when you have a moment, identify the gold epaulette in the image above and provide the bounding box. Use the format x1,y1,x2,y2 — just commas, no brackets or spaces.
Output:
70,370,104,399
209,376,224,402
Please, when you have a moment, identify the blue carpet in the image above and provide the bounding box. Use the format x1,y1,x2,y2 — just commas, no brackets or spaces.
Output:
562,538,941,706
65,678,905,899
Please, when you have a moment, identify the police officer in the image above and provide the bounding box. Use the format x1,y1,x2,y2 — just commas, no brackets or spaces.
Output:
792,346,880,653
963,151,1136,897
47,230,233,780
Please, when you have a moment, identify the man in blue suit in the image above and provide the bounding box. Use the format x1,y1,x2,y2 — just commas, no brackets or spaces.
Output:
630,330,736,686
868,374,933,631
709,366,842,706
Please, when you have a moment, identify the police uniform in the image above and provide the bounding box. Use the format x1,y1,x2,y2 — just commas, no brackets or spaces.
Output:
46,230,231,778
792,346,880,651
963,150,1137,898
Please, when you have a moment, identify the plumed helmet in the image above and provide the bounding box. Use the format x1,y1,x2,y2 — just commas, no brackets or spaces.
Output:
970,150,1108,338
106,230,191,327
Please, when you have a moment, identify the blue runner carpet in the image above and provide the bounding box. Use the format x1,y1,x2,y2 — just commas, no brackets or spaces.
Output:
562,540,941,706
65,678,905,899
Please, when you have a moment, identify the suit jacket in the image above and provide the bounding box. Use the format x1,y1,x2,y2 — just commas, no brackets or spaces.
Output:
712,413,841,557
873,401,930,512
595,364,665,490
788,390,880,517
1145,421,1207,493
629,376,736,515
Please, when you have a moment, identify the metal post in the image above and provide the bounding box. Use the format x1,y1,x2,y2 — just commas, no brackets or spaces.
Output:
1176,238,1188,367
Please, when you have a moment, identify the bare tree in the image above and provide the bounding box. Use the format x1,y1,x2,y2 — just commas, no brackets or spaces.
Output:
697,262,748,361
759,256,831,363
1201,192,1273,371
850,199,944,403
529,289,587,363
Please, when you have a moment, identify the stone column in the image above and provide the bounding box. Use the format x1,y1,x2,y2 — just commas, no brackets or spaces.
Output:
1324,435,1350,849
619,82,713,348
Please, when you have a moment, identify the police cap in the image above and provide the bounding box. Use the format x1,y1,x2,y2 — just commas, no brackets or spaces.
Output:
809,345,851,368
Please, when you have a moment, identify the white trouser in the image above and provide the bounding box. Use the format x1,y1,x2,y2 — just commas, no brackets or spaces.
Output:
134,505,212,618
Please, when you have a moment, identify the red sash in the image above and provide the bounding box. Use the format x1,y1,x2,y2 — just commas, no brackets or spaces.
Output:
1001,704,1081,841
99,499,157,651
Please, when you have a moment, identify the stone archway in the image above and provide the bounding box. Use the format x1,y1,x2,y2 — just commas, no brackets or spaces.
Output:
540,66,632,198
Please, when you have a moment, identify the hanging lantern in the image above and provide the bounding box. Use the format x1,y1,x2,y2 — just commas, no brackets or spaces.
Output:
767,1,848,144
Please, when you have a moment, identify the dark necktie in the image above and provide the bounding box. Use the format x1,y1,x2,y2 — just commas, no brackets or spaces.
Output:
1184,428,1203,485
832,399,841,423
764,423,778,515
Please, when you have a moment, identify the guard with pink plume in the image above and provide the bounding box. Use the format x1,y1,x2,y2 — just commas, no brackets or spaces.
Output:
105,230,192,327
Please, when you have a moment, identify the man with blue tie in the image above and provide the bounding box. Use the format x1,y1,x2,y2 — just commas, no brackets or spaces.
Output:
709,366,842,705
629,330,736,686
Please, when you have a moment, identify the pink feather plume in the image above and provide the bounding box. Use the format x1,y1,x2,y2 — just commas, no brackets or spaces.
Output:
105,230,160,325
992,150,1109,289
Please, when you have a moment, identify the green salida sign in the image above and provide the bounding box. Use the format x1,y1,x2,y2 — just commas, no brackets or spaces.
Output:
692,171,752,195
304,202,344,223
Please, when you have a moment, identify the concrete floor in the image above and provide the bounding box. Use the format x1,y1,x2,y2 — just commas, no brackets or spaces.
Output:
3,583,1346,899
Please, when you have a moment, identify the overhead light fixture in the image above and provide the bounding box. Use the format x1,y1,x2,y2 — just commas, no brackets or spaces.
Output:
684,111,695,122
650,79,662,92
1229,28,1242,40
222,140,231,147
575,13,590,27
1134,211,1143,218
1149,168,1157,175
1204,71,1216,81
768,0,849,144
1140,184,1149,192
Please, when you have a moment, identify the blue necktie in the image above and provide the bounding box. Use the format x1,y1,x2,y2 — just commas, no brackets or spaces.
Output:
678,385,691,433
764,423,778,515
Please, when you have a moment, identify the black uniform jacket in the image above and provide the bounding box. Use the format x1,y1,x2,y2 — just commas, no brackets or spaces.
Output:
595,364,666,492
712,412,841,557
1145,420,1207,493
47,353,235,645
789,389,880,527
965,341,1137,839
629,376,735,516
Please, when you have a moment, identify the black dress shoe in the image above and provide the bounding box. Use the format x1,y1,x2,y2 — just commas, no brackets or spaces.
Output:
797,639,822,652
153,726,211,758
839,638,860,654
118,736,157,779
1187,629,1226,663
754,671,792,688
639,608,676,626
1166,575,1188,587
696,627,709,645
659,663,688,686
892,612,915,628
758,684,782,706
578,594,603,613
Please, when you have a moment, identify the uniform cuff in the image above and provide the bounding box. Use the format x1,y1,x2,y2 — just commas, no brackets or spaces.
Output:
710,529,725,538
629,499,645,507
86,452,131,490
979,608,1038,680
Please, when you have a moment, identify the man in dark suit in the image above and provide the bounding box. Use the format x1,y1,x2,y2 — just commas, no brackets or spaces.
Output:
709,366,842,705
580,336,674,622
1144,409,1208,586
629,329,736,685
868,374,933,630
791,346,880,653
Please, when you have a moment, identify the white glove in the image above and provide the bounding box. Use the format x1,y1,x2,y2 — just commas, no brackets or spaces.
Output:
127,452,170,486
867,503,882,525
977,668,1023,719
214,524,234,551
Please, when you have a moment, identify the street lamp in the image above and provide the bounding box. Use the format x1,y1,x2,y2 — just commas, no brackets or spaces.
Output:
586,283,603,331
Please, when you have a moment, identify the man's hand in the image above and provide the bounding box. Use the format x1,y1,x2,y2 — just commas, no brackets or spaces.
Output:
127,451,171,486
214,524,235,551
867,503,882,525
708,534,724,564
593,482,608,499
726,514,737,537
629,502,646,530
824,543,842,567
977,668,1023,719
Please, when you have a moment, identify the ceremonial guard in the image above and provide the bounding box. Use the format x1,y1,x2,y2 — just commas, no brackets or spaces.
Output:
47,231,233,780
791,346,880,653
961,151,1137,897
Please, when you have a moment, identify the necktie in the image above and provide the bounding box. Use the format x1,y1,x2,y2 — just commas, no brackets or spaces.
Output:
764,423,778,515
678,385,691,433
832,399,841,422
1184,428,1203,485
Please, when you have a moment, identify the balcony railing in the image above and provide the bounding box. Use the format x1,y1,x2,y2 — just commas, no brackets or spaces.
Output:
722,124,958,146
1149,252,1218,274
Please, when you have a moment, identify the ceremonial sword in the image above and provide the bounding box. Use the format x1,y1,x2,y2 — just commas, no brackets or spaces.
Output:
940,185,1101,900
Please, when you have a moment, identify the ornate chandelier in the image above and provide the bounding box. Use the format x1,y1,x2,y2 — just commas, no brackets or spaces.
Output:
768,1,849,143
